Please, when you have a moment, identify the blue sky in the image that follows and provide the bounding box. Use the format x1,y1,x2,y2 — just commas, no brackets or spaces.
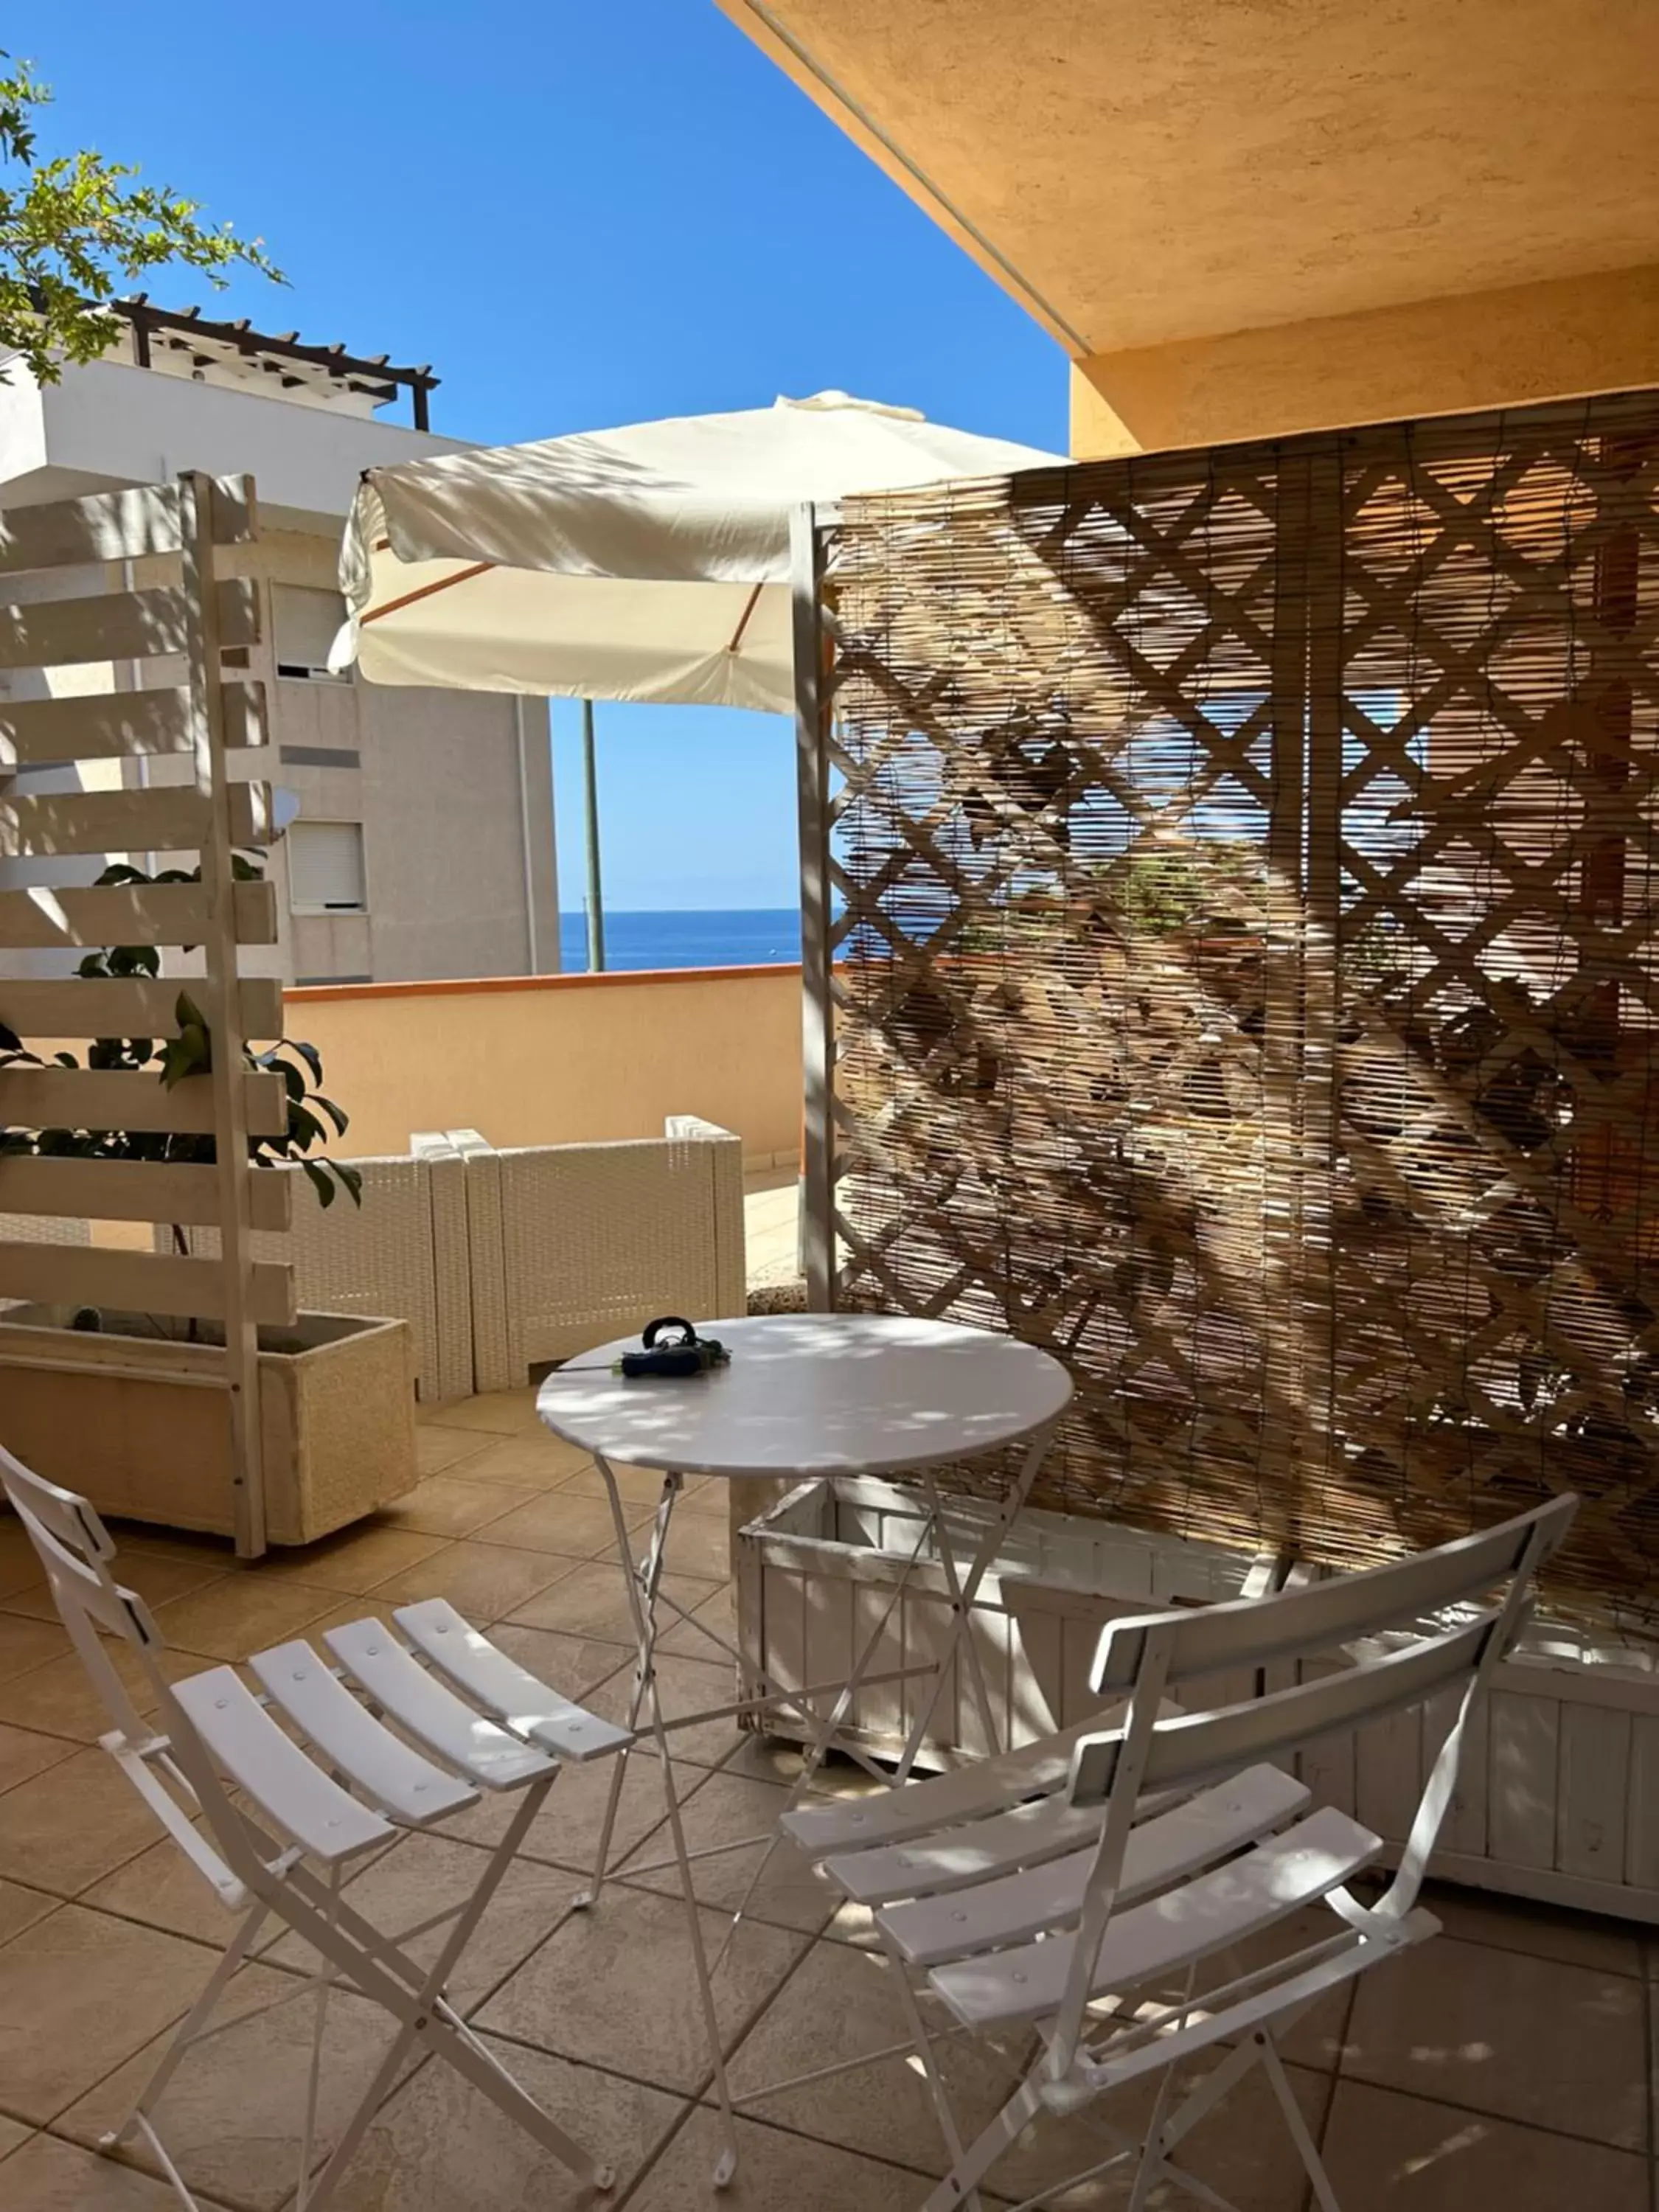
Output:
13,1,1065,910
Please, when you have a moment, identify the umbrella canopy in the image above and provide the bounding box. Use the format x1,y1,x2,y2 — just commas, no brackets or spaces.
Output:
337,392,1060,712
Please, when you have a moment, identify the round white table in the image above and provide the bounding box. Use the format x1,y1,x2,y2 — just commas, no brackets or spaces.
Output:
538,1313,1072,2185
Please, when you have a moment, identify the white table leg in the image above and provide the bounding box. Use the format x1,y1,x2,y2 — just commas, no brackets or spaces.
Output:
577,1466,679,1910
593,1450,743,2189
895,1421,1058,1780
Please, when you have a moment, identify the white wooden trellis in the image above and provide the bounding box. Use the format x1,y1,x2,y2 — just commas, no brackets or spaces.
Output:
0,473,291,1556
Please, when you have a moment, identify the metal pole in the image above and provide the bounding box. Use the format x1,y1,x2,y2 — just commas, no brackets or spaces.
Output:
580,697,605,973
791,503,834,1311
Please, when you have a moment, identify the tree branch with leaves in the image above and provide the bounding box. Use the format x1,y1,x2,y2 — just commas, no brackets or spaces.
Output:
0,49,279,385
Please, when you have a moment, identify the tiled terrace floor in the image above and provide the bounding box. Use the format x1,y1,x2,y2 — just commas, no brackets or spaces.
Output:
0,1388,1655,2211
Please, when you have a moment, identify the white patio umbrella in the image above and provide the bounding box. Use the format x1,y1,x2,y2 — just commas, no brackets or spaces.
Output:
335,391,1060,712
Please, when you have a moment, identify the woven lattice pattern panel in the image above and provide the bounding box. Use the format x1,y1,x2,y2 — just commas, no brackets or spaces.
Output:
824,392,1659,1624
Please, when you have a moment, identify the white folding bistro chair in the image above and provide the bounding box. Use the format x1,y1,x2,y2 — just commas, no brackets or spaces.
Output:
772,1494,1576,2212
0,1442,635,2212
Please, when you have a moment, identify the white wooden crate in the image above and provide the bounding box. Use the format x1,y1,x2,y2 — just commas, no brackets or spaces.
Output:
737,1478,1659,1924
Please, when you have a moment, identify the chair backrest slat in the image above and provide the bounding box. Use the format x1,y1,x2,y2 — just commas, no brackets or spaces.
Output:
1090,1497,1574,1694
1074,1611,1496,1804
1,1443,166,1745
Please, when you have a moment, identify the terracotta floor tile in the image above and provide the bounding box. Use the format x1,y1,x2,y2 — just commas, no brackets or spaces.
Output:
321,2039,684,2212
984,2051,1332,2210
0,2130,224,2208
586,1651,744,1767
1421,1876,1644,1978
476,1883,805,2092
263,1830,585,2008
0,1902,217,2122
1320,2076,1650,2212
414,1422,495,1477
251,1523,451,1594
150,1574,342,1663
445,1431,595,1489
0,1642,205,1746
475,1488,652,1559
0,1613,69,1684
84,1825,255,1947
375,1475,540,1540
657,1580,739,1661
0,1719,75,1795
1340,1930,1647,2147
2,1549,227,1624
618,1770,833,1935
435,1744,703,1877
726,1933,1016,2176
658,1514,733,1582
0,1746,170,1896
0,2110,30,2158
507,1560,723,1646
60,1964,408,2212
420,1388,546,1436
485,1621,644,1703
625,2107,927,2211
0,1877,57,1945
366,1537,580,1624
557,1461,678,1512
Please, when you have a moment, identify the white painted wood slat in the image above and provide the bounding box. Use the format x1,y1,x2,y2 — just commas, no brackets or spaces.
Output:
0,681,268,766
0,781,268,858
0,578,259,670
324,1619,557,1789
250,1639,479,1820
0,476,254,574
0,973,284,1043
0,1155,291,1231
394,1599,633,1763
0,1065,287,1137
1556,1702,1630,1884
1487,1690,1560,1870
0,1240,294,1324
0,878,276,950
170,1664,394,1863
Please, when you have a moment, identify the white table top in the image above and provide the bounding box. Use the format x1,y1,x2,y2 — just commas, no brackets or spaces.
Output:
535,1313,1073,1478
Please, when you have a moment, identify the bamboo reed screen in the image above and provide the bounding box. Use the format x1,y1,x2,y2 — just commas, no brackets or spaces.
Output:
819,390,1659,1623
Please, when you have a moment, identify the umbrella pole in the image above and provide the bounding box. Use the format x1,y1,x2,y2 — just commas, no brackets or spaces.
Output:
581,696,606,972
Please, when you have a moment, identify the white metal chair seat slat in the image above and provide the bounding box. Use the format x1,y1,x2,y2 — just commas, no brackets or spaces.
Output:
782,1711,1126,1859
927,1806,1380,2032
170,1666,394,1865
324,1619,557,1789
801,1729,1197,1910
250,1641,480,1823
394,1598,633,1763
874,1764,1310,1967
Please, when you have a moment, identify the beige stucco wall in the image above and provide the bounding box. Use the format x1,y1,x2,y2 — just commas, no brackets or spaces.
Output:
1068,265,1659,458
283,965,804,1166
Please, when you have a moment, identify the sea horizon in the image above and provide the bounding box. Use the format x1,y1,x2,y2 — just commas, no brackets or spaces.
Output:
557,905,802,973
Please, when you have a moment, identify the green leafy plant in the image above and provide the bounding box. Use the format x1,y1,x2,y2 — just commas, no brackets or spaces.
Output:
0,863,361,1215
0,50,279,385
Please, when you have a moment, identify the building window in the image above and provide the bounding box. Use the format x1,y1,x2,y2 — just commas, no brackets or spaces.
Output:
273,585,349,681
288,821,368,913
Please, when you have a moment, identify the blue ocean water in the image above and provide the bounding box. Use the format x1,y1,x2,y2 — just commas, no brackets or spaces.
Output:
559,907,802,973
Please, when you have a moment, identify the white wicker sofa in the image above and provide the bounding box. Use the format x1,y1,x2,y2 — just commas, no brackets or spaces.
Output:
174,1115,746,1402
442,1116,747,1391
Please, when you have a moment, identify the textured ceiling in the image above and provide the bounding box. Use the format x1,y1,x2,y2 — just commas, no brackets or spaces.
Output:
723,0,1659,355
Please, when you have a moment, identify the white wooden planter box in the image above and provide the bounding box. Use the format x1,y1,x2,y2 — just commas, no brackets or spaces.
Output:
0,1304,419,1546
737,1476,1659,1924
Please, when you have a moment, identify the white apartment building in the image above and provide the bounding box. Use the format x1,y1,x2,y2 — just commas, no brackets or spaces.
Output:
0,302,559,985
